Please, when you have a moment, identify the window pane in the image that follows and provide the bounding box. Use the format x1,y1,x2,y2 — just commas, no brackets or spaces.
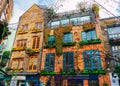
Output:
61,19,69,26
51,21,60,28
63,33,72,42
45,53,55,71
63,52,74,71
83,50,101,69
48,35,55,45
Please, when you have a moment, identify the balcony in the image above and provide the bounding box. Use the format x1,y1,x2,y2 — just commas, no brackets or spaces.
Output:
31,28,43,33
109,37,120,45
12,47,26,51
17,30,28,34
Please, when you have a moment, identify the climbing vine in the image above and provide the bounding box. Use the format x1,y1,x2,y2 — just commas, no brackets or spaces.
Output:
44,29,51,44
54,25,72,55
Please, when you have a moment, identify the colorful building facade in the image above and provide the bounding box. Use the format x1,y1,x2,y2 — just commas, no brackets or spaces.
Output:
40,9,111,86
6,3,114,86
8,4,45,86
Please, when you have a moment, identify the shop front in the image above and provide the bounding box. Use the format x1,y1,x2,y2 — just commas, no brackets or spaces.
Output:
26,75,40,86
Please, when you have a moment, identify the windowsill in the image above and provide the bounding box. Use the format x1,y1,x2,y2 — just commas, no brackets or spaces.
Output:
12,47,26,51
79,39,102,46
62,42,76,47
27,70,37,72
17,30,29,34
31,29,43,33
32,49,40,52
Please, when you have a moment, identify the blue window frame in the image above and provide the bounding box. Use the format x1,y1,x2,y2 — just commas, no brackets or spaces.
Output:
44,53,55,71
48,35,55,45
63,33,72,42
61,19,69,26
51,21,60,28
63,52,74,71
81,30,97,41
83,50,102,69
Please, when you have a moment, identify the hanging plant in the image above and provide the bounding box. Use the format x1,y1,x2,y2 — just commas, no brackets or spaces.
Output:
83,22,95,31
44,29,51,44
54,25,72,55
92,4,99,14
2,51,11,59
103,82,109,86
25,48,34,56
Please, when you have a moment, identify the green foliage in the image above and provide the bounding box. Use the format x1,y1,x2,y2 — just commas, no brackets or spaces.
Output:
83,22,95,31
81,69,106,74
79,39,102,46
46,8,56,21
62,42,76,47
2,22,9,39
0,58,8,67
44,29,51,44
77,2,89,13
103,82,109,86
2,51,11,58
114,65,120,77
25,48,34,56
54,25,72,55
44,43,56,49
92,4,100,14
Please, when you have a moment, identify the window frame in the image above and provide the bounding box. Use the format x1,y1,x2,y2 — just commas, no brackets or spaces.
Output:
63,52,74,71
27,56,38,72
44,53,55,71
48,35,55,45
81,30,97,41
32,36,40,49
83,50,102,70
11,58,24,69
17,39,27,47
63,33,73,43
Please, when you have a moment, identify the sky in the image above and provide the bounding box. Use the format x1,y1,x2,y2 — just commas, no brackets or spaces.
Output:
9,0,120,24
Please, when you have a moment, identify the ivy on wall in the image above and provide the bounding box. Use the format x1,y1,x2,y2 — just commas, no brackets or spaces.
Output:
44,29,51,44
54,25,72,55
44,25,72,55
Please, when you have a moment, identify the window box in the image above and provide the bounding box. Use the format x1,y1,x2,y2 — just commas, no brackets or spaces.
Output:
6,68,24,72
31,28,43,33
44,44,56,49
79,39,102,46
60,69,76,75
81,69,106,74
41,70,57,75
32,49,40,53
12,47,26,51
83,22,95,31
62,42,76,47
18,30,28,34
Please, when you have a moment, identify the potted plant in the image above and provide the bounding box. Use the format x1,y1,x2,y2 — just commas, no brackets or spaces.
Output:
2,51,11,59
103,82,109,86
25,48,34,55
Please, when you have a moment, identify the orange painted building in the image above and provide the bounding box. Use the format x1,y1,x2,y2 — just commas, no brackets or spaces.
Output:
40,9,111,86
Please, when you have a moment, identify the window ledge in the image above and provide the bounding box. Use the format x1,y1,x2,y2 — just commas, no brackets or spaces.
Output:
31,29,43,33
79,39,102,46
32,49,40,53
62,42,76,47
17,30,28,34
12,47,26,51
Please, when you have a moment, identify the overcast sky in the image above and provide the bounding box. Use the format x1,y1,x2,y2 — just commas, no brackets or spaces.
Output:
9,0,120,24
